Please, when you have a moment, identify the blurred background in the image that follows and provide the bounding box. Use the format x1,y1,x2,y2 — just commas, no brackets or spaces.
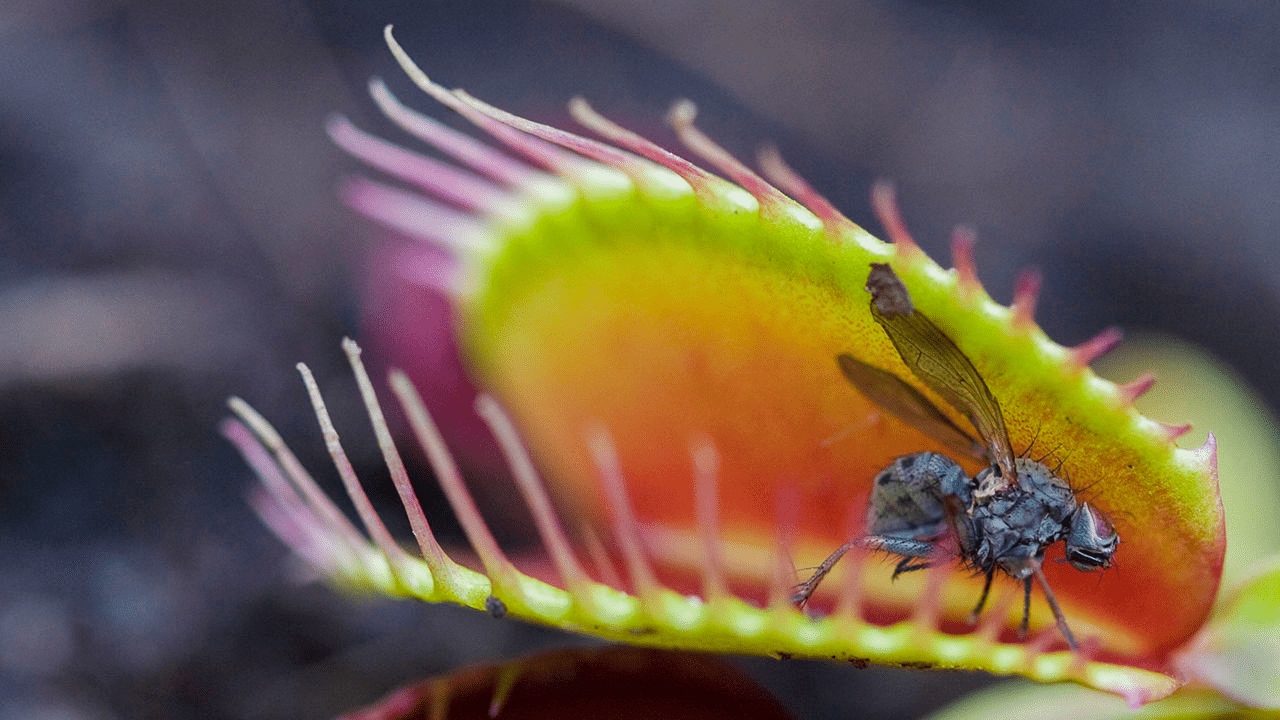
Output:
3,1,1279,718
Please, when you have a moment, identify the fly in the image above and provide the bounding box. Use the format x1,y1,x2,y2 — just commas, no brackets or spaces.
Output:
794,263,1118,649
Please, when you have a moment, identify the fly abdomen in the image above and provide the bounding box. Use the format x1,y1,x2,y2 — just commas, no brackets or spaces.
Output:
866,452,971,538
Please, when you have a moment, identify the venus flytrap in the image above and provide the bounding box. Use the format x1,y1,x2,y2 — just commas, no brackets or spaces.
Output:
225,25,1239,713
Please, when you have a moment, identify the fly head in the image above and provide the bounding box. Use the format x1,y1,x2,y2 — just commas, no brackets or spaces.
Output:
1064,502,1119,571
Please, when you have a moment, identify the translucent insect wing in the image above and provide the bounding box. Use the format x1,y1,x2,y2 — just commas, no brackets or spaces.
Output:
865,264,1018,487
836,353,987,462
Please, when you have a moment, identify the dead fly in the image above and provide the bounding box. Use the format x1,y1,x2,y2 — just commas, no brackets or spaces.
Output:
794,263,1118,649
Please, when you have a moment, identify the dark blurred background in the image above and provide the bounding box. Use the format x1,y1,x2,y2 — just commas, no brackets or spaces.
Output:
2,1,1278,718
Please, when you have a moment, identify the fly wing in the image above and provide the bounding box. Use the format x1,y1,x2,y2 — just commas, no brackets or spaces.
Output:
864,263,1018,494
836,354,987,462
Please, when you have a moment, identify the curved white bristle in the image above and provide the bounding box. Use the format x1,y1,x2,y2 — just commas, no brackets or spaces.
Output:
390,368,519,592
1010,268,1042,331
690,435,729,602
369,77,537,187
341,176,493,255
1069,326,1125,368
295,361,405,564
477,394,591,594
756,144,855,240
588,425,660,603
950,226,981,298
870,180,922,258
568,96,757,214
327,114,508,211
667,100,809,228
1116,373,1157,404
342,339,453,578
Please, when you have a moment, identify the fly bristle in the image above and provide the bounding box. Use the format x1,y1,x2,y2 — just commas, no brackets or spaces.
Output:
1017,422,1046,460
870,180,924,261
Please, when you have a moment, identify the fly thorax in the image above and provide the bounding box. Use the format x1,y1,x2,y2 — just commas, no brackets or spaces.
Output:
969,462,1079,577
1014,459,1077,525
1015,458,1072,494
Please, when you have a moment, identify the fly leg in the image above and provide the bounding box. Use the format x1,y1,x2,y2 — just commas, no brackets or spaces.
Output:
1030,562,1078,650
1014,563,1079,650
792,541,855,607
890,556,940,578
968,567,996,624
1020,576,1032,638
867,536,945,579
792,535,935,607
862,535,936,558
